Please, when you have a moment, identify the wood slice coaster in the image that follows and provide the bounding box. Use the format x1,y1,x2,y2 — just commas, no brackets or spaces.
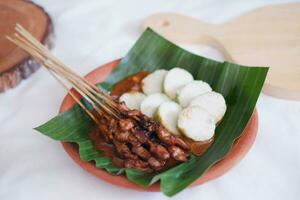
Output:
0,0,53,92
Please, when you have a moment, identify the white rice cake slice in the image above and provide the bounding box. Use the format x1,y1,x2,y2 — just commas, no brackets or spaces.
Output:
189,91,226,123
142,69,168,95
156,101,182,136
119,92,146,110
178,106,215,141
177,80,212,107
163,68,193,99
140,93,171,117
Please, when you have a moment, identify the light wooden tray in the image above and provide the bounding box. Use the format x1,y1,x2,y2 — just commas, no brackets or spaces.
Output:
144,3,300,101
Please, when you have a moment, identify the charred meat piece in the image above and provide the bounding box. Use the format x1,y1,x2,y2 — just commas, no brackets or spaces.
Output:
115,131,130,142
156,126,190,150
148,157,166,171
98,118,114,142
95,100,190,172
119,119,135,131
148,141,170,160
132,145,151,160
139,115,157,132
124,159,149,170
114,141,137,160
132,129,148,143
168,146,189,162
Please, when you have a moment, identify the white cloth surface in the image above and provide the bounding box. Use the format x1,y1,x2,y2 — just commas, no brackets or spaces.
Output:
1,0,300,199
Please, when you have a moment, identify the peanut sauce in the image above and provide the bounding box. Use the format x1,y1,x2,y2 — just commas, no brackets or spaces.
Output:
90,71,213,167
111,71,149,96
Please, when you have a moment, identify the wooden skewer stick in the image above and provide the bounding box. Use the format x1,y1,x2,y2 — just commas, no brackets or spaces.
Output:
14,26,120,118
47,69,101,125
15,25,121,119
16,24,117,108
7,24,121,121
8,34,114,119
7,35,106,120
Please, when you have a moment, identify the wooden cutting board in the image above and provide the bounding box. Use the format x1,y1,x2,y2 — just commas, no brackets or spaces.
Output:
144,3,300,101
0,0,53,93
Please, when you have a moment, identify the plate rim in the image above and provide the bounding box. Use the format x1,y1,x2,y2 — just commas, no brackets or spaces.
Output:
60,59,258,192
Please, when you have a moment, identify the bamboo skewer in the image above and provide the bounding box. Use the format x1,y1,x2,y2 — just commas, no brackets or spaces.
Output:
14,27,114,107
7,24,121,123
15,24,117,109
47,69,101,125
12,32,117,118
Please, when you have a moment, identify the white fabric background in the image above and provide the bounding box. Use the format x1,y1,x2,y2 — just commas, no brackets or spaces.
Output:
1,0,300,199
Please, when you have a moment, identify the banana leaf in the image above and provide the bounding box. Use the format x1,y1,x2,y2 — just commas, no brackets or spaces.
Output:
35,28,268,196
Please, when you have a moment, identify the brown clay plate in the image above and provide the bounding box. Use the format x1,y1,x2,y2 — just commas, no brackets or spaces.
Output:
60,59,258,191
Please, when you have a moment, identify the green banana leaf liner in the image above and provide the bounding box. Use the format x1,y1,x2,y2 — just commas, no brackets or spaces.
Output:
35,28,268,196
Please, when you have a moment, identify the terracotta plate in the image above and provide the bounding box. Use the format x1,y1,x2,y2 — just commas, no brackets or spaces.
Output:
60,59,258,192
